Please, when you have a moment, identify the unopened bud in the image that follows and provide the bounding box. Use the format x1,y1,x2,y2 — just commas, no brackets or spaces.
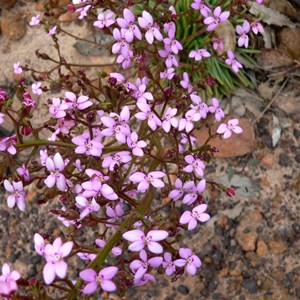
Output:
67,4,75,12
226,187,235,197
21,124,32,136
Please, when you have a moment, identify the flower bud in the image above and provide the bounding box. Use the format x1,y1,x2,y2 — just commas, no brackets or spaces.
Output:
226,187,235,197
67,4,75,12
21,124,32,136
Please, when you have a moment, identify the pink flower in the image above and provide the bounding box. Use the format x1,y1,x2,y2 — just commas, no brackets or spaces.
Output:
30,14,40,26
225,50,243,73
208,97,224,122
130,249,162,279
65,92,93,110
162,107,178,132
178,110,201,133
133,273,155,286
135,103,162,131
93,11,115,29
80,266,118,293
191,0,211,17
117,8,142,42
105,204,124,228
0,263,21,295
168,178,185,201
32,82,43,96
72,132,103,157
117,50,133,69
132,84,153,103
22,92,36,109
77,252,97,261
158,48,179,68
236,20,250,48
44,153,66,191
204,6,230,31
102,151,132,171
81,169,118,201
129,171,165,192
48,25,57,36
212,37,224,52
122,229,168,254
34,233,46,256
217,118,243,139
179,204,210,230
162,252,176,275
43,238,73,285
174,248,201,275
163,31,183,54
180,72,194,94
101,106,130,143
49,97,69,119
189,49,211,61
183,155,205,177
251,20,264,35
0,135,17,155
13,62,22,74
160,68,175,80
182,179,206,205
4,180,25,211
16,164,30,182
127,132,147,157
112,28,130,56
138,11,163,44
75,196,101,219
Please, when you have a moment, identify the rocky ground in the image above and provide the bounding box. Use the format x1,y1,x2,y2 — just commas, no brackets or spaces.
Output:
0,0,300,299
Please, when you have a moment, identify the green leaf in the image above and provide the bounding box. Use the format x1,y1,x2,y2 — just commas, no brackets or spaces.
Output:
227,168,235,182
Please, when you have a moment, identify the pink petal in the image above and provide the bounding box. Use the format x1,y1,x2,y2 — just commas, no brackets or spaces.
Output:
101,280,116,292
43,263,56,285
188,218,198,230
147,241,163,254
147,230,168,241
128,241,145,252
53,153,64,171
4,180,13,193
55,261,67,278
122,230,144,242
99,266,118,280
193,204,207,214
223,129,232,139
83,281,98,294
60,241,73,257
179,211,192,224
217,123,227,134
80,269,97,282
198,213,210,222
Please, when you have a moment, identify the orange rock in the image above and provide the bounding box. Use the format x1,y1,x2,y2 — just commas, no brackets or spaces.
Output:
219,267,229,277
256,240,268,257
1,12,26,40
193,117,256,158
269,240,287,254
261,152,276,167
236,231,258,251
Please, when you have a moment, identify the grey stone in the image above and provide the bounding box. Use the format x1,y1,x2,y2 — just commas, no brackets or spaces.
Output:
242,278,258,294
73,32,114,56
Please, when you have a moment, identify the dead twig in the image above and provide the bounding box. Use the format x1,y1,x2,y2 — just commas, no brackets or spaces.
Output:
252,77,289,125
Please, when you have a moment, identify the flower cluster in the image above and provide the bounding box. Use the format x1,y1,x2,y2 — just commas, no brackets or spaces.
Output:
0,0,263,297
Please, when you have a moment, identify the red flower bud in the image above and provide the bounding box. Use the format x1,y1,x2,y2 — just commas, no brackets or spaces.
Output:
21,124,32,136
226,187,235,197
67,4,75,12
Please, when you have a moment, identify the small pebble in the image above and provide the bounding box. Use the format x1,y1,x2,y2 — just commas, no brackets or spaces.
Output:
177,285,189,295
242,278,258,294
